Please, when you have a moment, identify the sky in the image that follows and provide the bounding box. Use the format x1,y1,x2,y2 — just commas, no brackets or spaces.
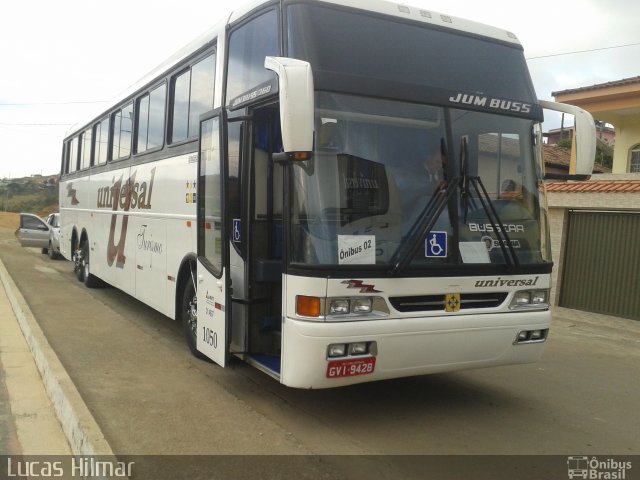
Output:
1,0,639,179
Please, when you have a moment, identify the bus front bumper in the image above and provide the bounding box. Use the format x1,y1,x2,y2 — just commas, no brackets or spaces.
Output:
279,310,551,389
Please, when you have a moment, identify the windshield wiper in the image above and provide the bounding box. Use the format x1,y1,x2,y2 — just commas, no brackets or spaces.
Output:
466,175,520,268
390,136,520,275
390,178,459,275
459,136,519,269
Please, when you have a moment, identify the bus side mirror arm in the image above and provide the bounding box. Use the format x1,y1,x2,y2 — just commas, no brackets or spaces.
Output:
265,56,315,158
538,100,596,176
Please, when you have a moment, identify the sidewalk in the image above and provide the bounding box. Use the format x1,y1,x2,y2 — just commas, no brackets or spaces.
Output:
0,257,116,460
0,270,71,455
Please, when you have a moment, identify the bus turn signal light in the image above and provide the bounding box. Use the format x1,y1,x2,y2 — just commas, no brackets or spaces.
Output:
292,151,311,161
297,295,321,317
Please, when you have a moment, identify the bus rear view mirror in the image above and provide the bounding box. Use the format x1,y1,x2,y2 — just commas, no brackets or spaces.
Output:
265,56,314,160
539,100,596,176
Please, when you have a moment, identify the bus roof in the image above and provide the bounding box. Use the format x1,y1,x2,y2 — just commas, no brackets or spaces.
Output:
65,0,522,138
280,0,522,46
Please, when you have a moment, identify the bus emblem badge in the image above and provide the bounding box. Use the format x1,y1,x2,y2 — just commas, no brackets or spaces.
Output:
445,293,461,312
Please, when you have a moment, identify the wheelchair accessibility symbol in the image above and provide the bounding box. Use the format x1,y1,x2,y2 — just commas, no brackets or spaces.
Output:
232,219,242,243
426,231,447,258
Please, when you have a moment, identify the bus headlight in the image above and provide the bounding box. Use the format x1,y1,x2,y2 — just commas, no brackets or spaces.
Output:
329,299,350,315
298,296,389,321
352,298,373,314
531,290,548,305
513,291,532,307
328,297,378,316
509,289,550,310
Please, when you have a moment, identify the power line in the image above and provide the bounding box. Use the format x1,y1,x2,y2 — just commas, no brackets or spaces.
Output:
0,122,73,126
0,100,109,106
527,41,640,60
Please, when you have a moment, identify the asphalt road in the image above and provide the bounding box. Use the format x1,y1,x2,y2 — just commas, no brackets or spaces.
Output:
1,226,638,479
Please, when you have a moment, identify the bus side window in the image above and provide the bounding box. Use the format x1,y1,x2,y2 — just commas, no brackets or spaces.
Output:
112,103,133,160
81,128,92,170
170,53,215,144
94,117,109,166
68,137,79,173
137,83,167,154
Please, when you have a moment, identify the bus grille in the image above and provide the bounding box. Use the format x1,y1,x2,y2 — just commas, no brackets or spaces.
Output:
389,293,508,312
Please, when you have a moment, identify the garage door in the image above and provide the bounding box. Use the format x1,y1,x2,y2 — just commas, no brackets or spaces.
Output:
560,211,640,320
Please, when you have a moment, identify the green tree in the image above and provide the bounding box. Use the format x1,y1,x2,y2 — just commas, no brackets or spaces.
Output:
557,139,573,150
595,147,613,169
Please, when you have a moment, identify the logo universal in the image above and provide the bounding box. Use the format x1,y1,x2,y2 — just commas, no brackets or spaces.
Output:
99,168,156,268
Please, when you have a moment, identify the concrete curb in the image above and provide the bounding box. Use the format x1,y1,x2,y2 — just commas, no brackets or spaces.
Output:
0,257,117,462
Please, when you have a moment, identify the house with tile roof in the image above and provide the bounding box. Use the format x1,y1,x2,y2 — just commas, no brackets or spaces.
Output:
543,144,609,177
553,76,640,174
541,76,640,321
546,123,615,149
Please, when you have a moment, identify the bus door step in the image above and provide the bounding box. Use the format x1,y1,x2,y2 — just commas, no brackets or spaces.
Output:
248,354,281,375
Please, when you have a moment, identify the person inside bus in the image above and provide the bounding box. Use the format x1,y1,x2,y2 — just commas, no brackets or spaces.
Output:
401,138,449,226
423,138,447,191
501,179,516,192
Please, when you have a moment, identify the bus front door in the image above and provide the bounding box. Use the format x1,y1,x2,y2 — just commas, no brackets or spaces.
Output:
196,112,228,367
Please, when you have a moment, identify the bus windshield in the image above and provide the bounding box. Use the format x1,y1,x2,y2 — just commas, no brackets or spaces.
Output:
290,92,550,271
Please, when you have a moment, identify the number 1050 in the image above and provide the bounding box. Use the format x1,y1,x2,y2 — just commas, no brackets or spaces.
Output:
202,327,218,348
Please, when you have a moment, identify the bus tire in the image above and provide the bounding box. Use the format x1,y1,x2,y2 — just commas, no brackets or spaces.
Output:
181,277,211,362
79,241,101,288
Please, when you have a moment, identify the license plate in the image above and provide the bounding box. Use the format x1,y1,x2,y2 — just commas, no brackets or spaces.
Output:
326,357,376,378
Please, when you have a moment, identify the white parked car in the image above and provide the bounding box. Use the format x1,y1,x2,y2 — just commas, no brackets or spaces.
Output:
15,212,61,259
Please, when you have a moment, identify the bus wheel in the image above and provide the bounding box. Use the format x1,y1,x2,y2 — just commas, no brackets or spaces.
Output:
74,246,84,282
181,278,210,361
78,241,100,288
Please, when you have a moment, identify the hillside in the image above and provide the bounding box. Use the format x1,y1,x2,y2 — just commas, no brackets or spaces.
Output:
0,174,59,216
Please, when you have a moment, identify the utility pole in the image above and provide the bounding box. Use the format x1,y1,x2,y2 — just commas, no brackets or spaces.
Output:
3,172,8,212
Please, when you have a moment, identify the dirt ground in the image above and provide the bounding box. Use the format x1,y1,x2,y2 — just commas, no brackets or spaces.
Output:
0,212,19,231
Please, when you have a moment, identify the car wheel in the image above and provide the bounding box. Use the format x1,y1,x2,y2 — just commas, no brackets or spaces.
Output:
48,241,57,260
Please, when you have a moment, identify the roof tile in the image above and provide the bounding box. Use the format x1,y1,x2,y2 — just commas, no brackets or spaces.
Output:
545,180,640,193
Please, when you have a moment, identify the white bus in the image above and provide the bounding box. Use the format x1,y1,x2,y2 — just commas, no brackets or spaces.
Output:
58,0,595,388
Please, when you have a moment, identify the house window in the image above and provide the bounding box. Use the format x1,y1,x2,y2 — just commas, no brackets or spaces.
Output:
631,145,640,173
